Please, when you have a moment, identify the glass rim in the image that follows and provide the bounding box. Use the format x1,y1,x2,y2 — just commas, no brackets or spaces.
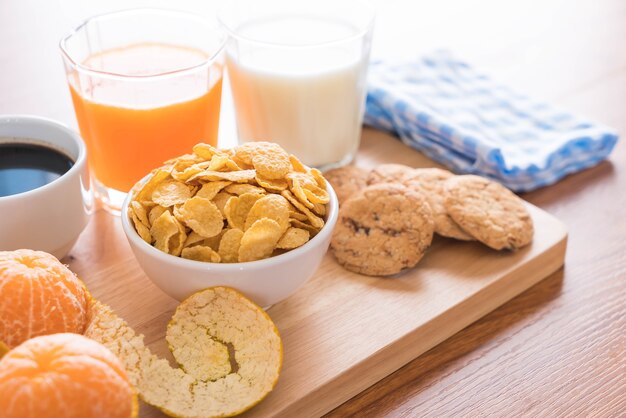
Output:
59,8,226,81
217,0,375,50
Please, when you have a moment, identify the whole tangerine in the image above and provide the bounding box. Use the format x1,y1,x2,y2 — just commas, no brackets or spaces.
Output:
0,249,89,348
0,333,137,418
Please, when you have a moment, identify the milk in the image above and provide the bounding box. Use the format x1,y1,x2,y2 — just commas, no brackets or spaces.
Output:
226,16,370,168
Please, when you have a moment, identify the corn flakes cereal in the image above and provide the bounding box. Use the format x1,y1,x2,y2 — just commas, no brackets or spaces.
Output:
169,220,187,257
225,183,266,196
130,211,152,244
207,154,241,172
252,151,290,180
171,164,206,182
224,193,263,231
234,142,289,179
256,175,288,191
212,191,233,216
181,246,221,263
290,219,322,236
172,204,185,223
189,169,257,183
192,143,221,160
149,206,169,226
289,210,309,222
135,168,171,204
281,190,325,229
310,168,327,189
303,187,330,205
290,181,315,209
151,211,183,254
238,218,283,262
129,141,330,263
244,194,290,232
164,153,201,166
287,171,330,209
218,228,244,263
131,201,150,227
277,227,310,250
312,202,327,217
202,229,225,251
179,197,224,238
195,181,231,200
152,180,192,207
289,155,307,173
232,141,263,165
183,231,206,249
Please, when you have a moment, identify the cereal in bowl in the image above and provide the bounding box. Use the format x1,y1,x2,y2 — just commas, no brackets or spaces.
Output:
129,142,329,263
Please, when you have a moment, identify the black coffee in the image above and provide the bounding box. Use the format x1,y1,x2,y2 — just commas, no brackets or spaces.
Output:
0,142,74,197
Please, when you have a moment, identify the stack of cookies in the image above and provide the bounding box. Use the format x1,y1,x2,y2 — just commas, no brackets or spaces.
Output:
325,164,534,277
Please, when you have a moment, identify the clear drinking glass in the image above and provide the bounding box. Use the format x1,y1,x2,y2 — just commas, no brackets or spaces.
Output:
60,9,225,213
218,0,374,170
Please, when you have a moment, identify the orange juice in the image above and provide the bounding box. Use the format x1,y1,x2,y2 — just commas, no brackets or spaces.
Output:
68,43,223,192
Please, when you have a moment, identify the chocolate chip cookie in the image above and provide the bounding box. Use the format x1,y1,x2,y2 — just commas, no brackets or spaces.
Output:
330,183,435,276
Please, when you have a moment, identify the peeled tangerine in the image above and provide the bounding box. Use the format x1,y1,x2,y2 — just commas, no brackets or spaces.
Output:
0,333,137,418
0,249,89,348
85,286,283,418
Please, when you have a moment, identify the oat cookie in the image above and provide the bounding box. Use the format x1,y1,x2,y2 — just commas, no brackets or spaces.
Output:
444,175,534,250
323,165,369,205
367,163,415,185
403,168,474,241
330,184,434,276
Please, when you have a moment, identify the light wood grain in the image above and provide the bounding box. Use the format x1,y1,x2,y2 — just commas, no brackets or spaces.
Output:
1,0,624,416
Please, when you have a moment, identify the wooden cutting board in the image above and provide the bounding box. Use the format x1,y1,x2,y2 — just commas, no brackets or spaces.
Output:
67,129,568,418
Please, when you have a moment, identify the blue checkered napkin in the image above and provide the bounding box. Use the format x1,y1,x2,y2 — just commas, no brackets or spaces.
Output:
364,51,619,192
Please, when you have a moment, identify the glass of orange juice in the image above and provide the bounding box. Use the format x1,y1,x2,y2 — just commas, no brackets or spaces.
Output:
60,9,225,213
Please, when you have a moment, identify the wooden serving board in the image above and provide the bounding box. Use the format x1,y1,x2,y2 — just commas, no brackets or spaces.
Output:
67,130,567,418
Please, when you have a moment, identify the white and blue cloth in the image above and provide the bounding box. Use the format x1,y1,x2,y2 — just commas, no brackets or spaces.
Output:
364,51,619,192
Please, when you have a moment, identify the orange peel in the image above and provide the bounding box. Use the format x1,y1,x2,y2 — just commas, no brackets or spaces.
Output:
84,287,282,418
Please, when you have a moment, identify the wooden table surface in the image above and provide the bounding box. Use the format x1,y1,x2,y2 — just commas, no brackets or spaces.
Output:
1,0,624,416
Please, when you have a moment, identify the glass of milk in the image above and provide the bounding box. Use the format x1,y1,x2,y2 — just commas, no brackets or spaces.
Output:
218,0,374,170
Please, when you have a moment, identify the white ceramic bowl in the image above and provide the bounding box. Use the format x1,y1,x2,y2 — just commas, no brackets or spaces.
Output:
0,115,91,259
121,179,338,307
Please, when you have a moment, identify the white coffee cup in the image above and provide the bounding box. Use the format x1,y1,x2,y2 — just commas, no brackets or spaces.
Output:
0,115,92,259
